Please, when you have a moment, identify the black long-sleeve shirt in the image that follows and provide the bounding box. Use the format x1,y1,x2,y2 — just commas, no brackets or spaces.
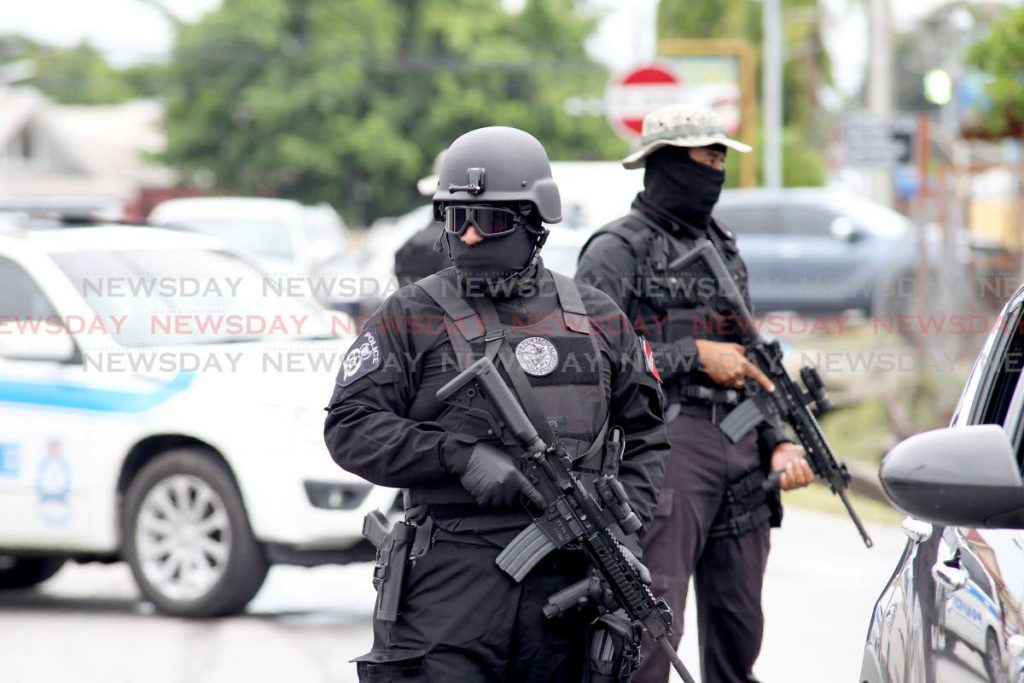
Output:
323,266,670,527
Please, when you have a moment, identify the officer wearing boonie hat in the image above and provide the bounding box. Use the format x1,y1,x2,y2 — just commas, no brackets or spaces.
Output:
576,104,815,683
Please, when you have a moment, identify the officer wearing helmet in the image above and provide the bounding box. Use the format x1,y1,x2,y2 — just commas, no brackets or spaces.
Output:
576,105,816,683
324,126,669,681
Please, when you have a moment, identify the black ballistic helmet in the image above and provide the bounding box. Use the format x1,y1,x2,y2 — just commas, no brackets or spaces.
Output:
432,126,561,224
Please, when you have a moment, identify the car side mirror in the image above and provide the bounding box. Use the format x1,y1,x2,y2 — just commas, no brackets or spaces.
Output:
0,322,76,362
880,424,1024,527
830,216,863,243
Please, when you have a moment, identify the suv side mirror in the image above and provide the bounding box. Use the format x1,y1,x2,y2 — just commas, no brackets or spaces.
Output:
880,424,1024,527
0,323,76,362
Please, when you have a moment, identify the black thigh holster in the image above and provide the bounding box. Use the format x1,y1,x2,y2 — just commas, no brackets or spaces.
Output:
364,513,434,623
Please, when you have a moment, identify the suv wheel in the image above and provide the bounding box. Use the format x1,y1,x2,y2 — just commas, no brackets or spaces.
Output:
123,449,269,617
0,556,64,589
984,628,1004,683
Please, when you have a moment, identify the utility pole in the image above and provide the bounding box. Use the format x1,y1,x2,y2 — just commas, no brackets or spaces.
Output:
866,0,894,206
762,0,783,189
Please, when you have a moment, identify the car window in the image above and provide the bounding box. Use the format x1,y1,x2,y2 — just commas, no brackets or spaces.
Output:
713,204,783,236
0,256,57,319
51,248,332,347
960,549,995,603
162,218,294,260
968,300,1024,427
779,204,839,237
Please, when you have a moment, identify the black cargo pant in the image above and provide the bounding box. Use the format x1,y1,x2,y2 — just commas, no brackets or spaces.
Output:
355,536,590,682
633,414,771,683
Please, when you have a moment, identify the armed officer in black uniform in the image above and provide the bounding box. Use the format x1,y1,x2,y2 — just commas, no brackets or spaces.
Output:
576,105,815,683
324,126,669,682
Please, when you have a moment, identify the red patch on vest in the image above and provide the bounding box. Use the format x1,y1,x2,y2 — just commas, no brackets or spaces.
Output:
640,336,661,383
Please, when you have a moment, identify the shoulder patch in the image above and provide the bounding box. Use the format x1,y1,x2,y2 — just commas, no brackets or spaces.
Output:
339,327,383,386
639,335,661,383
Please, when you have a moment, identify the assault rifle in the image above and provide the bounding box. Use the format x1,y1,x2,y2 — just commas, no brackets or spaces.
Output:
670,240,873,548
437,357,696,683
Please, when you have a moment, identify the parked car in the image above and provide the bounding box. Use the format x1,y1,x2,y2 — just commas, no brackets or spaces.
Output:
863,283,1024,682
714,188,927,318
148,196,349,279
0,224,393,617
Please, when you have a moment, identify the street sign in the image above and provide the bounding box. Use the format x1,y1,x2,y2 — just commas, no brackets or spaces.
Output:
605,64,685,142
842,113,916,167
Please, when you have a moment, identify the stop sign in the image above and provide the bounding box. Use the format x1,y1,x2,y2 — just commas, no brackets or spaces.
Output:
606,64,685,141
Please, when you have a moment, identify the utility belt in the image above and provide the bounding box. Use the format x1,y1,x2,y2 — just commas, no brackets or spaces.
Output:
665,384,745,425
708,467,772,539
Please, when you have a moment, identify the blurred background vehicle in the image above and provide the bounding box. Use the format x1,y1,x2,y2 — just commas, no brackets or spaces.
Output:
716,188,924,318
148,197,349,281
717,187,1020,319
0,222,391,617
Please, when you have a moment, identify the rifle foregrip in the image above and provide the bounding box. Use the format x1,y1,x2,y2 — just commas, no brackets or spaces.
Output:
542,576,603,619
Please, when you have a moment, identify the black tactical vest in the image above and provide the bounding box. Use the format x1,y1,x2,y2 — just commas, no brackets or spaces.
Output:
408,268,609,531
583,210,752,398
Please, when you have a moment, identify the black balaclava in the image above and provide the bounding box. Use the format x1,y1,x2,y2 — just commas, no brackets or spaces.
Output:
444,209,543,297
641,146,726,227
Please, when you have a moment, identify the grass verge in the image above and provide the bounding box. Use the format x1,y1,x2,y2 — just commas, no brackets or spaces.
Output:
782,482,903,527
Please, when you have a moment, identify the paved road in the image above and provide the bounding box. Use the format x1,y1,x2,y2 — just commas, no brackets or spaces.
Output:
0,508,905,682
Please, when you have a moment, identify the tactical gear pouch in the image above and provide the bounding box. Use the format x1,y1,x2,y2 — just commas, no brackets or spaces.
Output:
584,611,642,682
708,467,772,539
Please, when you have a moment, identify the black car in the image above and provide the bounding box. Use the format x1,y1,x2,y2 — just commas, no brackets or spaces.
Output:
863,284,1024,683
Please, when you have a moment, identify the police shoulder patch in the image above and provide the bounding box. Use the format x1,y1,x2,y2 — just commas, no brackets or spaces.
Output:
339,327,383,386
639,335,661,383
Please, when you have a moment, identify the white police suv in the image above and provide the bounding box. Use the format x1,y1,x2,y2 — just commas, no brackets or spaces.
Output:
0,224,394,616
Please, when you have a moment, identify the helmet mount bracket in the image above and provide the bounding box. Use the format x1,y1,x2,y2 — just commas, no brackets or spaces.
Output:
448,167,486,195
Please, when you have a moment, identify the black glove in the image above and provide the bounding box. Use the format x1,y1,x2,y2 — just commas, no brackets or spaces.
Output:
450,441,544,508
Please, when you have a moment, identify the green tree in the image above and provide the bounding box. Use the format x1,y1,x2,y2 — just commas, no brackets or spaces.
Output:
162,0,625,224
657,0,830,187
0,35,135,104
967,5,1024,136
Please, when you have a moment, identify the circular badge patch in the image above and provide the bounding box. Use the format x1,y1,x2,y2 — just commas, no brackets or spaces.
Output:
515,337,559,377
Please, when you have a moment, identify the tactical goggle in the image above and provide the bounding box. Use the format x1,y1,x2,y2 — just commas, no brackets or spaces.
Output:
443,205,524,239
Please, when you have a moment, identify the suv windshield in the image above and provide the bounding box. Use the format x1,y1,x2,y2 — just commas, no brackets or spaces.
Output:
52,248,332,347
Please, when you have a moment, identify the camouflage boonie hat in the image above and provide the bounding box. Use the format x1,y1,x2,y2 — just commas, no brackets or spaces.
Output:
622,103,752,169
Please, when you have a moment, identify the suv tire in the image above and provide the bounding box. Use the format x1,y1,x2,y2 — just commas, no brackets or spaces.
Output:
123,449,268,617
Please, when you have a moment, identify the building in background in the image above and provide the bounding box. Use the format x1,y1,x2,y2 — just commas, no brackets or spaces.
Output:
0,86,177,218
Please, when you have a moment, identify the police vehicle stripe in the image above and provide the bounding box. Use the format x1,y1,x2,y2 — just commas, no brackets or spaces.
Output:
0,373,194,413
964,583,1001,622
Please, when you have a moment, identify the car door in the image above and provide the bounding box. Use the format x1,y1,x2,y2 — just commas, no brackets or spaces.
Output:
925,290,1024,683
776,202,875,311
0,255,98,548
